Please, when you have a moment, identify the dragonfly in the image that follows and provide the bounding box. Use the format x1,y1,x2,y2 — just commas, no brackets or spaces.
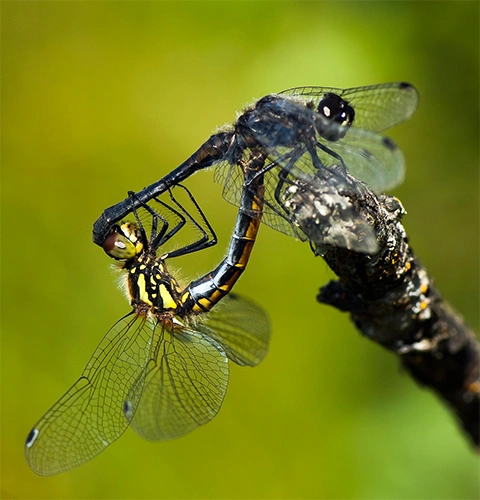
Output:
92,82,418,251
25,182,270,476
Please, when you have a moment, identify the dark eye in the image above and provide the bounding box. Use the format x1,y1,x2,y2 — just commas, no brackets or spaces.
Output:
103,230,140,261
316,93,355,141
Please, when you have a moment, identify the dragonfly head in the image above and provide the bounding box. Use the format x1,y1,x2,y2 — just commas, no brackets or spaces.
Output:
316,93,355,141
103,222,144,262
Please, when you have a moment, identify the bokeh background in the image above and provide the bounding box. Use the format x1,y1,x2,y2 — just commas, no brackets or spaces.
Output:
2,2,478,499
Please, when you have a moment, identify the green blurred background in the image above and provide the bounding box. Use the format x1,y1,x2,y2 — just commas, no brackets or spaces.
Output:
2,2,479,499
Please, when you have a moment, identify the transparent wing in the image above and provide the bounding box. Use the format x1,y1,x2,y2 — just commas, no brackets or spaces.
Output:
318,128,405,193
127,322,229,442
198,293,271,367
280,82,419,132
25,314,155,476
214,155,306,240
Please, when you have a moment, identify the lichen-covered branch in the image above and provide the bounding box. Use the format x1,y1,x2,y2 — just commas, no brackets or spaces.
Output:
284,170,480,447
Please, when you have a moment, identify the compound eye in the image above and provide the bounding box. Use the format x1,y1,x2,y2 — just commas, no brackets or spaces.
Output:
316,93,355,140
103,231,137,260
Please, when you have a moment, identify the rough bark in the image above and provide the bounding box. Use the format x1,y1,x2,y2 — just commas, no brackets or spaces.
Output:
284,169,480,447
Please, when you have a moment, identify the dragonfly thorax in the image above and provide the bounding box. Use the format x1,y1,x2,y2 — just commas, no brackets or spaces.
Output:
240,95,313,150
126,253,182,313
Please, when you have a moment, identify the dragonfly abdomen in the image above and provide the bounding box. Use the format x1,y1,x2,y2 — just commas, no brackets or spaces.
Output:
181,165,264,314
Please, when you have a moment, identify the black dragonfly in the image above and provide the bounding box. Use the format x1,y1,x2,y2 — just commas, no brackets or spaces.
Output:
93,82,418,251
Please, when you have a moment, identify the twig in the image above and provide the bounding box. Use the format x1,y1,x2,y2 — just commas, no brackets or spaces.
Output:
283,168,480,448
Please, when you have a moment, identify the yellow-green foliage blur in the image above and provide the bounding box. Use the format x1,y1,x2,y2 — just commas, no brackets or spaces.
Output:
2,2,478,499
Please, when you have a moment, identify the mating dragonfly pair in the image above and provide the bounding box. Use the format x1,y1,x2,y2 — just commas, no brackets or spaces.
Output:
26,82,419,475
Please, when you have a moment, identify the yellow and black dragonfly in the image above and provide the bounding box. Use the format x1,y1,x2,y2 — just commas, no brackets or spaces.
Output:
25,182,270,476
93,82,418,251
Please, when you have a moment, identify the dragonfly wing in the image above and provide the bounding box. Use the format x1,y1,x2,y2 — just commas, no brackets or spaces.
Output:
198,293,271,367
321,128,406,193
214,158,244,213
214,154,308,240
25,314,154,476
127,322,229,442
280,82,419,132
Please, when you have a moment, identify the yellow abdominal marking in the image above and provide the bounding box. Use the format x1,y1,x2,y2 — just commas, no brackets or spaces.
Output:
198,297,212,310
208,289,224,303
191,303,204,313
